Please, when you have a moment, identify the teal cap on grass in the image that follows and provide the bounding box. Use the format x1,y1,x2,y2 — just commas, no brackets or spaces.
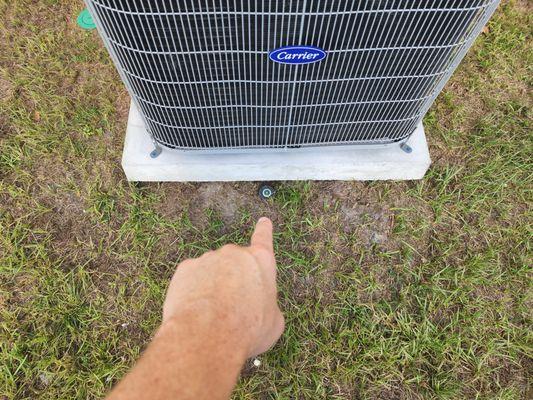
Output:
77,9,96,30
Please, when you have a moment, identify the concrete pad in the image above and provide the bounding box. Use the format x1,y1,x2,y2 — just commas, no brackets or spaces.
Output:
122,101,431,182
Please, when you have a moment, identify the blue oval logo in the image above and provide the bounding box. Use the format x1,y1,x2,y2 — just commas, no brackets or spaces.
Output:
269,46,326,65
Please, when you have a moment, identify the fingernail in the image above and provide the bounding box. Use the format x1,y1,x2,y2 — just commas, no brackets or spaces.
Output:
258,217,271,224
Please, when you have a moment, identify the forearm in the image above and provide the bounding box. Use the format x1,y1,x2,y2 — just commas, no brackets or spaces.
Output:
107,304,248,400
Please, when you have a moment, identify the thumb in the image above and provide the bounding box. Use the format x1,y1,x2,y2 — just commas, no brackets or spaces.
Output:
250,217,273,252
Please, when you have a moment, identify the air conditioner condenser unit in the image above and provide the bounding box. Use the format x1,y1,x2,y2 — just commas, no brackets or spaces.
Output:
85,0,500,181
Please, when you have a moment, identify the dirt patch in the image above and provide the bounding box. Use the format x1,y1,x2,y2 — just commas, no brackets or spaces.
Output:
0,73,14,104
0,70,17,139
290,272,315,299
514,0,532,13
37,188,93,263
194,183,250,223
317,182,395,239
458,355,530,399
278,181,410,306
156,182,281,229
340,203,393,243
373,385,408,400
298,181,435,306
0,273,38,311
12,155,125,274
190,182,279,227
285,265,343,306
306,181,407,253
151,183,194,220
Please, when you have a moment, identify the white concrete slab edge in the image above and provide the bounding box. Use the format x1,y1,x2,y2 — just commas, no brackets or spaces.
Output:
122,101,431,182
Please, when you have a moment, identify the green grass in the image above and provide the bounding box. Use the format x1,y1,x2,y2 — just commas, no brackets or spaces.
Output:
0,0,531,399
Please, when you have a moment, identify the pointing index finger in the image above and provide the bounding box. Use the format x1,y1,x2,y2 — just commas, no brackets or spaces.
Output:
250,217,274,252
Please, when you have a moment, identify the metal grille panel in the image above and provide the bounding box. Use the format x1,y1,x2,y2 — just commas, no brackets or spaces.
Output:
86,0,499,150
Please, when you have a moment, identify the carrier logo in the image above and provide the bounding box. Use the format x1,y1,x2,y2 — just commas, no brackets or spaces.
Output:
269,46,326,65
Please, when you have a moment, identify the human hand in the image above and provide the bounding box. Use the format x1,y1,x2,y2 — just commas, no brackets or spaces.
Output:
162,217,285,358
107,218,284,400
